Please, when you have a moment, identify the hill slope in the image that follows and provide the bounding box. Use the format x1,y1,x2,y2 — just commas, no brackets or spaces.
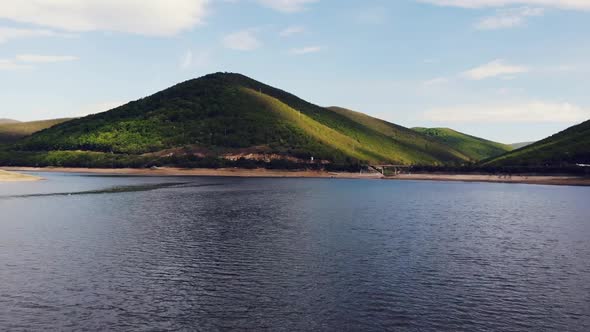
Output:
327,107,470,162
484,120,590,166
0,118,72,144
5,73,469,168
0,119,20,125
510,141,535,149
412,127,512,161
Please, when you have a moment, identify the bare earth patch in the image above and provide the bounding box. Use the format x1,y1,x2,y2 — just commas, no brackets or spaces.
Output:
0,169,42,182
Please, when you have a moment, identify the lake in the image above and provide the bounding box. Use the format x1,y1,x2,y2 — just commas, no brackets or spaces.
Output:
1,173,589,331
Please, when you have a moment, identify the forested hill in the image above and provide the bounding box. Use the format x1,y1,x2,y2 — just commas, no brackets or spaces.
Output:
412,127,512,161
483,119,590,166
2,73,472,168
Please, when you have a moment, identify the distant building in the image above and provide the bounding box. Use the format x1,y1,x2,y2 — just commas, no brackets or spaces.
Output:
576,164,590,167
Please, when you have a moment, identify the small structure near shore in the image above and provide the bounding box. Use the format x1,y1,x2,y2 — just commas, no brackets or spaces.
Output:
372,164,411,176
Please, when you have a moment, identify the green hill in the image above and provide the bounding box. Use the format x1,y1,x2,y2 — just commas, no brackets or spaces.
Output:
2,73,470,169
327,107,470,162
0,118,72,144
483,120,590,167
412,127,512,161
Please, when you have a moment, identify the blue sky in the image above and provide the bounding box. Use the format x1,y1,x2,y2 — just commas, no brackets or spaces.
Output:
1,0,589,143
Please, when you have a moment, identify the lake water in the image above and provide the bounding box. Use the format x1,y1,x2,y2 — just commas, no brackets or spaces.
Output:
1,173,589,331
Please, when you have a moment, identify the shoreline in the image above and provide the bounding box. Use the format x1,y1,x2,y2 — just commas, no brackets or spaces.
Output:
0,169,42,182
2,166,589,186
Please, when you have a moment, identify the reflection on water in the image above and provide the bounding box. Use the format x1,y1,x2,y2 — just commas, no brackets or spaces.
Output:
1,173,589,331
0,182,224,199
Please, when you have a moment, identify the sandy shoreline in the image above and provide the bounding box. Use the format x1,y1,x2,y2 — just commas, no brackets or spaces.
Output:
2,167,589,186
1,166,383,180
0,169,42,182
390,173,590,187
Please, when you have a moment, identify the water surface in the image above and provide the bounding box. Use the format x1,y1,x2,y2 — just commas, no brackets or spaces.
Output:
1,173,589,331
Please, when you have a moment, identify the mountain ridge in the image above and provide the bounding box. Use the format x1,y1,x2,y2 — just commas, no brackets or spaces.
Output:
412,127,512,161
0,118,72,145
484,119,590,167
3,72,470,168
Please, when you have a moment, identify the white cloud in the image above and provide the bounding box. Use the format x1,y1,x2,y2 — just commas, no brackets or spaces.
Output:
257,0,319,13
0,27,74,43
223,29,261,51
16,54,78,63
418,0,590,10
476,7,544,29
462,59,529,80
0,0,209,36
280,25,305,37
290,46,322,55
423,101,590,123
0,59,32,71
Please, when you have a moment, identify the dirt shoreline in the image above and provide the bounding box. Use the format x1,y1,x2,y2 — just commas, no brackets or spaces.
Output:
2,167,589,186
0,169,42,182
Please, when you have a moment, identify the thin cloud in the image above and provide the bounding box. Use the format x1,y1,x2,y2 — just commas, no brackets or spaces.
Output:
180,51,193,70
0,27,75,44
0,59,32,71
257,0,319,13
0,0,209,36
462,59,529,80
476,7,544,29
290,46,322,55
423,77,450,86
16,54,78,63
280,26,305,37
423,101,590,123
223,29,261,51
356,6,389,25
418,0,590,11
179,49,211,70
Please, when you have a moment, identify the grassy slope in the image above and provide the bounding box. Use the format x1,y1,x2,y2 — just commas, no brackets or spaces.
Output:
8,73,469,167
412,127,512,161
327,107,470,163
484,119,590,166
0,118,72,144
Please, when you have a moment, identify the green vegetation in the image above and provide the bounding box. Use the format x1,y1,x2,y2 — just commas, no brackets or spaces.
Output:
0,118,72,145
4,73,471,169
412,127,512,161
2,73,587,173
484,119,590,167
328,107,470,163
